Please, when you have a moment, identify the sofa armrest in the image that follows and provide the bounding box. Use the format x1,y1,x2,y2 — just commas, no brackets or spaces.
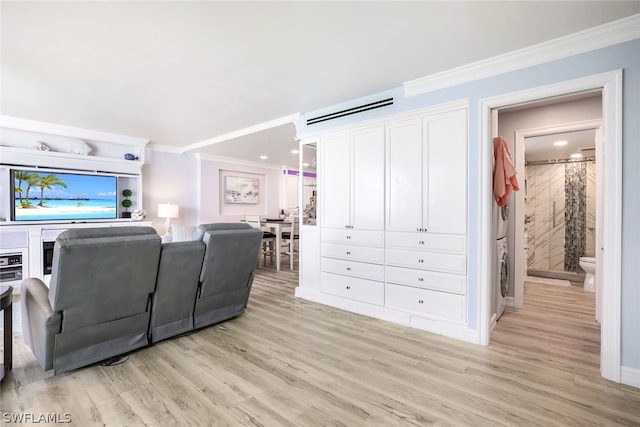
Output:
21,278,62,371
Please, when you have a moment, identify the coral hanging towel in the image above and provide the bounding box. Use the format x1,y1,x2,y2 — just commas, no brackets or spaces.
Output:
493,136,519,207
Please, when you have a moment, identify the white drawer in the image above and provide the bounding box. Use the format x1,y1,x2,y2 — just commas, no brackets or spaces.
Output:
0,230,29,249
385,249,466,274
385,232,466,254
385,284,465,323
321,243,384,264
321,272,384,305
321,257,385,281
386,266,465,294
321,228,384,247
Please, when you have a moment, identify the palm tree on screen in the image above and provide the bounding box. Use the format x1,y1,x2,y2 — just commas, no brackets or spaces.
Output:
16,172,41,207
37,175,68,206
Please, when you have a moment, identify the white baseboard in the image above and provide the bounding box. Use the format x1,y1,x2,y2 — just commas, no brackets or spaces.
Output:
295,286,481,344
621,366,640,389
505,296,515,308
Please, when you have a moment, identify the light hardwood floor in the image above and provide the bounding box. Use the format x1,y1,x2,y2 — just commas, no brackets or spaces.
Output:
1,269,639,426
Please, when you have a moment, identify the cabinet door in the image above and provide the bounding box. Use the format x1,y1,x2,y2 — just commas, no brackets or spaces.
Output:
424,109,467,234
320,133,351,228
352,126,385,230
385,118,423,232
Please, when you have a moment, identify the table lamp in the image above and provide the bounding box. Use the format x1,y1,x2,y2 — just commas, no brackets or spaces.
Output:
158,203,179,242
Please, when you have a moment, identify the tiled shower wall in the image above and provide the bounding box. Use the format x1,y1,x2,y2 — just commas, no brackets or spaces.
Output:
525,161,596,272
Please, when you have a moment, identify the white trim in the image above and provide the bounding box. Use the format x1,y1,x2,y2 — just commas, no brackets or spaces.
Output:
0,115,149,147
295,286,480,343
600,70,623,383
146,143,185,154
513,120,602,310
404,14,640,97
181,113,301,153
479,70,623,383
621,366,640,389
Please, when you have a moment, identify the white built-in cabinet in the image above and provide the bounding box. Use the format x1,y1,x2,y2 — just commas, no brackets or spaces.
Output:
297,101,470,339
386,109,467,234
320,125,385,230
319,125,385,305
384,108,468,324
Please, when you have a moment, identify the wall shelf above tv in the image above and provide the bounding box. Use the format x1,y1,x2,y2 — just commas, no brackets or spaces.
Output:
0,146,142,175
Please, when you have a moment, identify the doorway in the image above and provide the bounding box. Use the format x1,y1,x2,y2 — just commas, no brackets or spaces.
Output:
479,70,623,383
512,119,602,316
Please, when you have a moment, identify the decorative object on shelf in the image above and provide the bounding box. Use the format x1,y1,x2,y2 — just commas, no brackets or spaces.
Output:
68,139,92,155
33,141,50,151
124,153,139,161
158,203,179,242
121,189,133,218
131,208,146,221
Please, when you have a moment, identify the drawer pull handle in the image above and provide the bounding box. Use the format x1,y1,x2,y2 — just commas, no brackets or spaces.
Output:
346,267,351,271
419,241,425,245
346,251,351,255
418,277,424,282
346,286,351,290
418,259,424,263
416,228,421,232
418,299,424,304
346,235,351,239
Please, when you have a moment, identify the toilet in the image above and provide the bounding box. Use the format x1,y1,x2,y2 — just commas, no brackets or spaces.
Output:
579,256,596,292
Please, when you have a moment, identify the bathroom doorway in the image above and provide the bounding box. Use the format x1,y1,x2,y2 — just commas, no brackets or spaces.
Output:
480,70,623,383
513,121,602,316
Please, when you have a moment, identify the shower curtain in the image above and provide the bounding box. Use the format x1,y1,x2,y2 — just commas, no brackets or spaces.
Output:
564,162,586,272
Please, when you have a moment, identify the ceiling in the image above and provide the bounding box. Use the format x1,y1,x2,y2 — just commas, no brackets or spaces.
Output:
2,2,639,169
525,129,596,163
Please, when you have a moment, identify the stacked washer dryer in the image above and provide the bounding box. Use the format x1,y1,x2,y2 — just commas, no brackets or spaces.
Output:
496,203,509,320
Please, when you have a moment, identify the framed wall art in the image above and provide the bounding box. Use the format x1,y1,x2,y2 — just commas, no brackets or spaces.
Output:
224,176,259,204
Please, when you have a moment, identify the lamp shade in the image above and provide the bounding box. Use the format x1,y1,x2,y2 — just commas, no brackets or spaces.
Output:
158,203,179,219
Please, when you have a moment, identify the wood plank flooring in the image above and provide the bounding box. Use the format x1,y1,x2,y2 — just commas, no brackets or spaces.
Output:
1,270,639,426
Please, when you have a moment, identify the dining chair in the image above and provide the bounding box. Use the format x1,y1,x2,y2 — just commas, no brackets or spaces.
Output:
244,215,276,266
280,216,300,270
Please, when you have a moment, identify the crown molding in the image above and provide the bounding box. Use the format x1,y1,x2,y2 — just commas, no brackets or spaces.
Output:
0,115,149,147
181,113,301,153
403,13,640,97
146,143,185,154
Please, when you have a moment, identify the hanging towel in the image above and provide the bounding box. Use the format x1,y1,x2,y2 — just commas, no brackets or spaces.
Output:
493,136,519,207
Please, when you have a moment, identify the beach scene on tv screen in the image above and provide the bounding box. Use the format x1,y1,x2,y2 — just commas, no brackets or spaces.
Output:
14,170,117,221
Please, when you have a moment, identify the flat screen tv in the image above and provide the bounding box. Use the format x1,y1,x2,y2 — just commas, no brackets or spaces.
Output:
11,169,118,222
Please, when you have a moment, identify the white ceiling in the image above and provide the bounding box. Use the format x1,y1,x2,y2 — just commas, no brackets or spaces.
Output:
525,129,596,163
2,2,639,168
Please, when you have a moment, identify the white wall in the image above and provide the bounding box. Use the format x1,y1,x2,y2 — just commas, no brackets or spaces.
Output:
142,150,200,233
197,156,281,223
143,150,284,230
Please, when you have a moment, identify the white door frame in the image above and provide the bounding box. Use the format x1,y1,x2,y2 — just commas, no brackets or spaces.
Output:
513,119,602,309
478,70,623,382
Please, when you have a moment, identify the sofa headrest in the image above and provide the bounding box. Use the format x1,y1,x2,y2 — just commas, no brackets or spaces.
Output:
194,222,253,241
57,226,159,242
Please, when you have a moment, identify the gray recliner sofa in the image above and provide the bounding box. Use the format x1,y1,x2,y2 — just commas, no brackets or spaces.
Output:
193,223,263,329
21,227,162,374
149,223,262,342
22,223,263,374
